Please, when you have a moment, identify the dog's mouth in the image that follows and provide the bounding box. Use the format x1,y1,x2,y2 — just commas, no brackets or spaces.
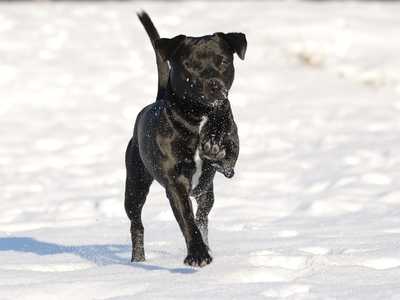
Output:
183,78,229,108
207,87,228,107
209,98,226,108
203,84,229,108
193,94,227,109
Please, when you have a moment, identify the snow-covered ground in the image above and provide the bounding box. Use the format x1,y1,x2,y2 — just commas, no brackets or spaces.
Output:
1,1,400,299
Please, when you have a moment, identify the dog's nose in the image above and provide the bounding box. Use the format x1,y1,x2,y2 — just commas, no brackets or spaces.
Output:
206,79,228,101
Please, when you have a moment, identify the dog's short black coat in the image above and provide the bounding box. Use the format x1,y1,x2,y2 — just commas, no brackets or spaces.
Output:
125,11,246,267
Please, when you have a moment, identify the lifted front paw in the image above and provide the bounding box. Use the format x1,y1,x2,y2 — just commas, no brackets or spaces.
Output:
201,136,226,161
184,249,213,267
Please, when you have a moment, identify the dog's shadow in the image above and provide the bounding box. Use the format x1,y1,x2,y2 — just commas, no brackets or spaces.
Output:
0,237,196,274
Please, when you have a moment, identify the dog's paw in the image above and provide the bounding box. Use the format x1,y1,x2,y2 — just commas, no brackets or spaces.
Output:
184,249,213,268
131,255,145,263
201,136,226,161
131,250,145,262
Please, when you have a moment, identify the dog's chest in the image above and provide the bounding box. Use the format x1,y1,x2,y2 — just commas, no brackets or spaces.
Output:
191,116,208,189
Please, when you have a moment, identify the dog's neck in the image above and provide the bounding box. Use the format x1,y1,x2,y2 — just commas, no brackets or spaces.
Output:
163,80,213,121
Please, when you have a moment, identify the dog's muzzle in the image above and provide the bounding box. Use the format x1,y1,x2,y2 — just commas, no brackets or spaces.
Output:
206,79,228,107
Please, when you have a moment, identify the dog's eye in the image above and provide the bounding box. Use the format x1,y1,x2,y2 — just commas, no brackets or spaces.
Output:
221,59,229,66
215,57,223,66
184,61,192,69
216,58,229,67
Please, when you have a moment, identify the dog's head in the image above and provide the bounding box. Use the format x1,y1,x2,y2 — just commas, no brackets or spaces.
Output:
156,32,247,108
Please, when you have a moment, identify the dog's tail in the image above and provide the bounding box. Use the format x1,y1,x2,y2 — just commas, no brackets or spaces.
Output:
137,11,169,99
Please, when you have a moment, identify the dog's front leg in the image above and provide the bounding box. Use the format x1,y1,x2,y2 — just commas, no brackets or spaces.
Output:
200,102,239,178
194,183,214,247
166,179,212,267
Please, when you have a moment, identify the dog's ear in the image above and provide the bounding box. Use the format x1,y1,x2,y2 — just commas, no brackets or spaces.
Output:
220,32,247,60
155,35,186,61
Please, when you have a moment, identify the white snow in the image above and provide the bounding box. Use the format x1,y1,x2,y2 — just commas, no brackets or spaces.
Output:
1,1,400,299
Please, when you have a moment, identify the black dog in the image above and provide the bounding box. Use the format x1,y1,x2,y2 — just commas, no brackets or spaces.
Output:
125,11,246,267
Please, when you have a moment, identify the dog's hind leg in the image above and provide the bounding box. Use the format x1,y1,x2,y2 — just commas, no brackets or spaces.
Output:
194,184,214,248
125,138,153,262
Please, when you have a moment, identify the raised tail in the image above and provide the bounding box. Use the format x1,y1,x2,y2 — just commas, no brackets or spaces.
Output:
137,11,169,99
